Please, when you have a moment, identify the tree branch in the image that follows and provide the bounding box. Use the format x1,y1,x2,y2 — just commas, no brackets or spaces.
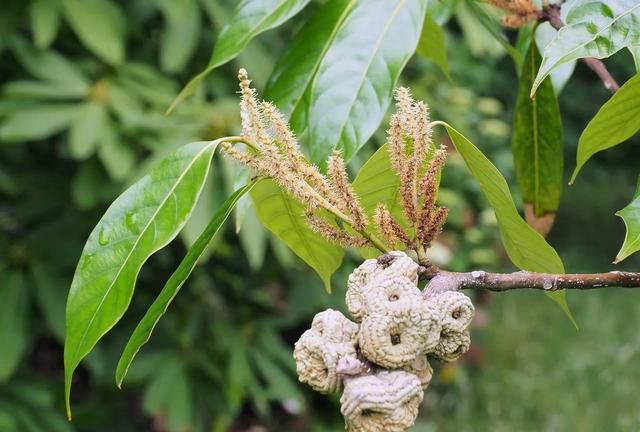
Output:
423,269,640,296
540,3,620,93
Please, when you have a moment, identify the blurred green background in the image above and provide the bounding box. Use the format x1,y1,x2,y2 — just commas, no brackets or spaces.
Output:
1,0,640,431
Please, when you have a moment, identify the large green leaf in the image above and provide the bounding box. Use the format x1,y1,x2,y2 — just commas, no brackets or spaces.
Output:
250,179,343,291
614,177,640,263
115,182,255,387
512,40,563,219
169,0,311,113
531,0,640,95
437,123,574,324
62,0,125,65
302,0,428,165
0,272,28,382
64,140,218,418
570,73,640,183
416,14,450,77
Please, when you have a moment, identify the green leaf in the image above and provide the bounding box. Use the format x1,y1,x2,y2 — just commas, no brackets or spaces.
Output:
115,182,255,387
512,40,563,219
416,14,450,77
64,140,218,418
462,0,521,63
303,0,429,165
437,122,575,325
614,177,640,263
169,0,311,113
3,80,86,100
157,0,201,74
250,179,343,291
62,0,125,65
142,357,192,432
534,22,576,94
0,104,80,142
531,0,640,95
97,121,135,181
30,0,62,49
570,73,640,183
69,102,108,160
0,272,28,382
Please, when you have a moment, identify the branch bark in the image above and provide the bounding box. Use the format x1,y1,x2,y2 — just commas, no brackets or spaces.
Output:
541,3,620,93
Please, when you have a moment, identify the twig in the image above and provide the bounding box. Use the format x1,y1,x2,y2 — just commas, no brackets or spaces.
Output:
540,3,620,93
424,269,640,296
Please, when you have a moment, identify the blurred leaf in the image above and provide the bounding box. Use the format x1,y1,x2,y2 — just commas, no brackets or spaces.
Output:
0,272,28,382
32,264,67,342
71,160,115,210
0,104,80,142
462,0,520,62
251,350,302,402
570,73,640,183
62,0,126,65
417,14,450,77
64,141,218,418
534,23,576,94
250,179,343,291
69,102,108,159
303,0,429,165
437,122,575,325
531,0,640,95
157,0,201,74
239,208,268,270
169,0,311,113
512,41,563,221
30,0,62,49
3,80,86,100
97,121,135,181
115,182,255,387
614,177,640,263
142,358,192,432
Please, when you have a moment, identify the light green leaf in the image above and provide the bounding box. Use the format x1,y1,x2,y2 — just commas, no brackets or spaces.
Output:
512,40,563,218
303,0,429,165
169,0,311,113
156,0,201,74
0,104,80,142
3,80,86,100
532,0,640,95
97,122,135,181
62,0,125,65
142,357,192,432
416,14,450,77
0,272,28,382
436,122,575,325
30,0,62,49
534,22,576,94
614,177,640,263
69,102,108,160
571,73,640,183
64,140,218,418
250,179,343,291
115,182,255,387
461,0,521,62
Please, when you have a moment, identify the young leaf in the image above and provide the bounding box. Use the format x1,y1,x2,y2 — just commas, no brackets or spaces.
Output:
30,0,62,49
512,40,563,234
570,73,640,183
436,122,575,325
250,179,344,291
64,141,218,418
416,14,450,78
62,0,125,65
531,0,640,95
115,182,255,386
169,0,311,113
302,0,428,165
614,178,640,263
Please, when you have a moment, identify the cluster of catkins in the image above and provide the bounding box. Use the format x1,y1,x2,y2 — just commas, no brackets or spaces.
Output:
294,252,475,431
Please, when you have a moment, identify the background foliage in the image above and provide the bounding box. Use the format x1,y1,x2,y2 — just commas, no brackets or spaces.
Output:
1,0,640,431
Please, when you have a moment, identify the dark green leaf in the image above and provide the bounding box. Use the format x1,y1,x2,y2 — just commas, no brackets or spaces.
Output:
0,272,28,382
532,0,640,95
614,177,640,263
62,0,125,65
571,73,640,183
250,179,343,291
416,14,450,77
115,182,255,386
64,141,218,418
303,0,429,165
512,40,563,220
30,0,62,49
142,357,192,432
437,122,575,325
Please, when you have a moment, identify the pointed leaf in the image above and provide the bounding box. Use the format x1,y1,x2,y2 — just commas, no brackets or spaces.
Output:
512,40,563,220
250,179,343,291
416,14,450,77
437,122,575,325
532,0,640,95
115,182,255,386
615,178,640,263
64,140,218,418
571,73,640,183
303,0,429,165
